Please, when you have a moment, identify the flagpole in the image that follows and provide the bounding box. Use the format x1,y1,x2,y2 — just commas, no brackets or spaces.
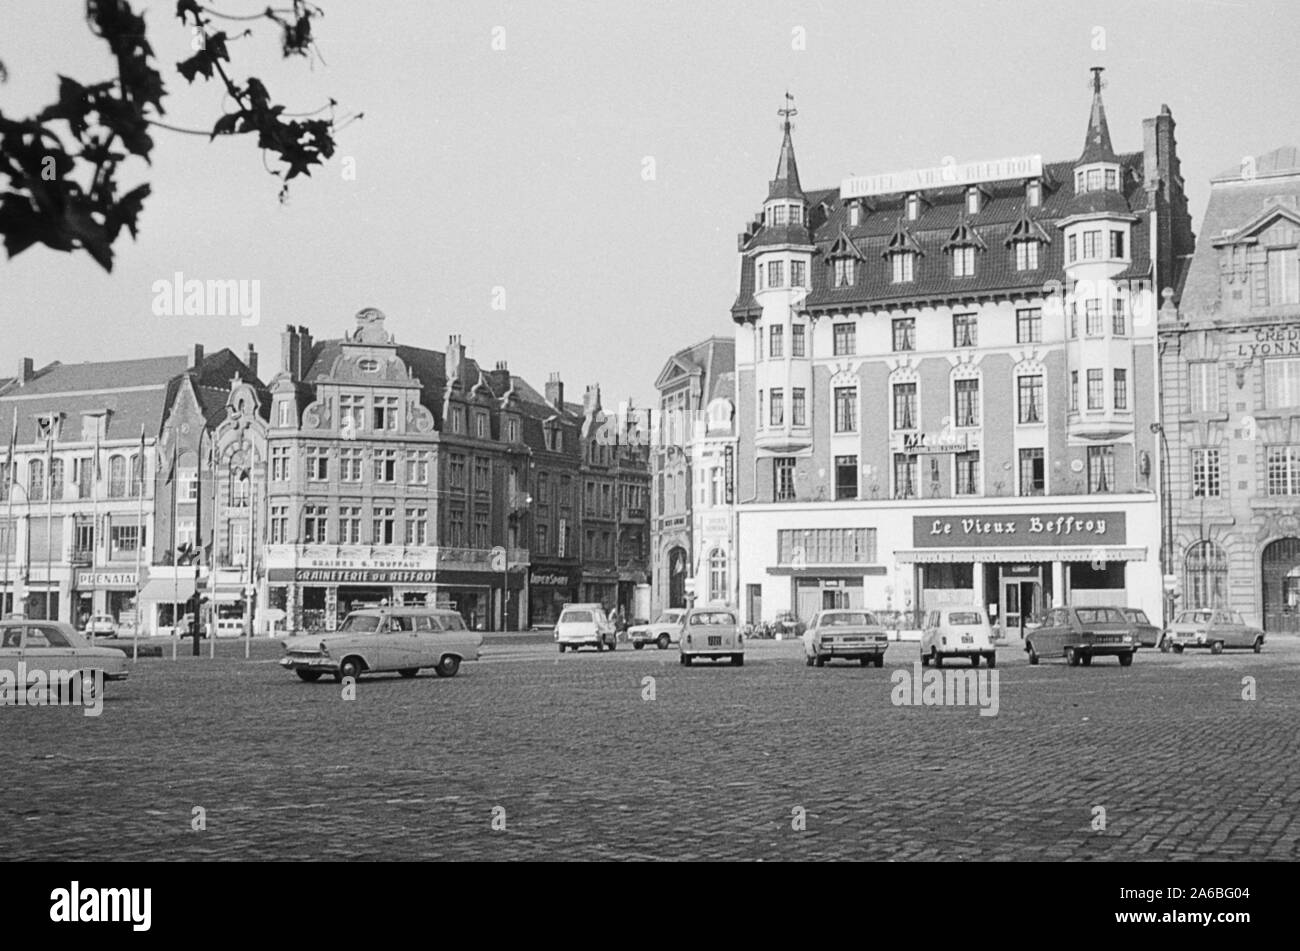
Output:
44,429,53,622
170,443,178,662
132,425,144,662
2,406,16,618
89,415,101,636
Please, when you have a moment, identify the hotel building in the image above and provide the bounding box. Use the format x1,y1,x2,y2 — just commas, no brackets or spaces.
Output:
731,73,1195,632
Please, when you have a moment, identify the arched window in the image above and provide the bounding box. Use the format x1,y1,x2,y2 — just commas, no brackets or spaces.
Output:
28,459,44,502
128,454,143,498
708,549,728,604
108,456,126,498
230,468,250,507
1184,541,1228,609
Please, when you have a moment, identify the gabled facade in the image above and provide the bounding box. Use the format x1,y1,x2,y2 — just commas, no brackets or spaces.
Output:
731,75,1194,630
1160,146,1300,629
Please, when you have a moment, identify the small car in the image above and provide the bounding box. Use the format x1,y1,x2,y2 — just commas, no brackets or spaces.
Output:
1024,606,1137,667
629,609,685,650
0,619,129,698
803,609,888,667
1121,607,1160,648
83,614,118,638
920,607,997,668
679,606,743,666
554,603,617,652
1161,609,1264,654
280,607,481,682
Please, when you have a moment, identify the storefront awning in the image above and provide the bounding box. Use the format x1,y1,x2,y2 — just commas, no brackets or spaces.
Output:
894,547,1148,565
206,585,247,603
767,565,889,577
138,577,198,602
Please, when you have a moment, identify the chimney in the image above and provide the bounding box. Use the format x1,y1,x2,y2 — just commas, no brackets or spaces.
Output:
447,334,465,380
1142,104,1193,305
245,343,259,379
487,359,511,394
18,358,34,385
281,325,299,377
296,325,313,377
545,372,564,409
583,383,602,416
190,344,205,369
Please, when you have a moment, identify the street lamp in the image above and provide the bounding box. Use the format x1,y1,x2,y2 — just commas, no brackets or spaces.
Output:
1150,422,1175,625
1,480,30,618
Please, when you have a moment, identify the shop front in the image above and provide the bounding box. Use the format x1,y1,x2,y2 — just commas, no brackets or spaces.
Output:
73,569,140,629
529,564,580,628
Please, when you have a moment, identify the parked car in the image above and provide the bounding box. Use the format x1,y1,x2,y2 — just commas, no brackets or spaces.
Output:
82,614,118,638
803,609,888,667
629,609,685,650
554,603,617,653
920,607,997,668
1161,609,1264,654
1121,607,1160,648
280,607,481,682
1024,606,1137,666
0,619,129,698
771,611,806,640
679,606,744,666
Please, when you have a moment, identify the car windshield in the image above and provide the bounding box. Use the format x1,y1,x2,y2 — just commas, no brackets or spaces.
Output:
948,612,984,626
655,612,682,624
561,611,593,623
27,625,73,648
1125,610,1150,624
440,613,467,631
821,612,876,627
1175,610,1214,625
338,615,381,633
1076,608,1124,624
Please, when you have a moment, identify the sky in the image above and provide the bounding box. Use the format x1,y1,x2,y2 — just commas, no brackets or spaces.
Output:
2,0,1298,408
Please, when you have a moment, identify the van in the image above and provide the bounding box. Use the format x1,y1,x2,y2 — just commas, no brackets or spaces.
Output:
555,603,617,652
679,606,743,666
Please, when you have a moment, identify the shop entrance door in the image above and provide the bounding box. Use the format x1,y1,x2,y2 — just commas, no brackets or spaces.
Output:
1000,574,1043,640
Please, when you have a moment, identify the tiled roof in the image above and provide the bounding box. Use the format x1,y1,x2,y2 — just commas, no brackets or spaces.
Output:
1181,154,1300,316
734,155,1152,318
1211,145,1300,183
655,336,735,403
1079,89,1119,165
768,123,805,201
11,355,189,395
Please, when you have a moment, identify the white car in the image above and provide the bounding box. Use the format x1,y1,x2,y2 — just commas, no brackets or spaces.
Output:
555,604,617,653
629,609,685,650
920,607,997,668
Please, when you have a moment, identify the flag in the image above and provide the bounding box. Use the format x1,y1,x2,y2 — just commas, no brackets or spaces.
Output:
137,425,146,495
164,442,177,486
3,407,15,491
92,414,102,483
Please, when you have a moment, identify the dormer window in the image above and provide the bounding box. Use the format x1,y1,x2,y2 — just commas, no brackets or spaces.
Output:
1005,212,1049,271
952,247,976,277
1075,164,1121,194
966,188,981,215
906,193,920,221
883,221,921,284
848,203,861,228
1013,241,1039,271
1026,179,1042,207
833,258,855,287
944,221,985,278
788,204,803,225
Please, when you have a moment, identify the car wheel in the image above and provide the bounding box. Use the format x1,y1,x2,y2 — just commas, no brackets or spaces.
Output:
985,653,996,669
805,654,814,667
1254,637,1263,654
681,654,692,667
398,668,418,678
558,643,566,653
970,654,980,667
339,657,363,681
633,641,644,650
920,649,930,667
1119,652,1134,667
435,655,461,678
1159,637,1171,653
814,655,825,668
657,634,670,650
874,654,884,668
1081,653,1092,666
607,637,616,652
1027,642,1039,665
1211,641,1224,655
732,654,744,667
1173,644,1184,653
1065,647,1079,667
296,670,323,683
595,639,604,652
860,656,870,667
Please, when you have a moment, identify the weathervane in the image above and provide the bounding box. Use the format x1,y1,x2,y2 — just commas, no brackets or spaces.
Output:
778,90,797,131
1090,66,1106,94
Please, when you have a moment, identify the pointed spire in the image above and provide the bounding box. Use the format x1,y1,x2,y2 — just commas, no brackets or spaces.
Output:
1079,67,1118,165
769,91,805,201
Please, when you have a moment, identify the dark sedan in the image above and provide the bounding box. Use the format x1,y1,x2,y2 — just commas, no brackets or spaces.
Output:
1024,606,1138,667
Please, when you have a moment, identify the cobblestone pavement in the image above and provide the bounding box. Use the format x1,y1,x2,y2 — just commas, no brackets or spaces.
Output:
4,634,1299,861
